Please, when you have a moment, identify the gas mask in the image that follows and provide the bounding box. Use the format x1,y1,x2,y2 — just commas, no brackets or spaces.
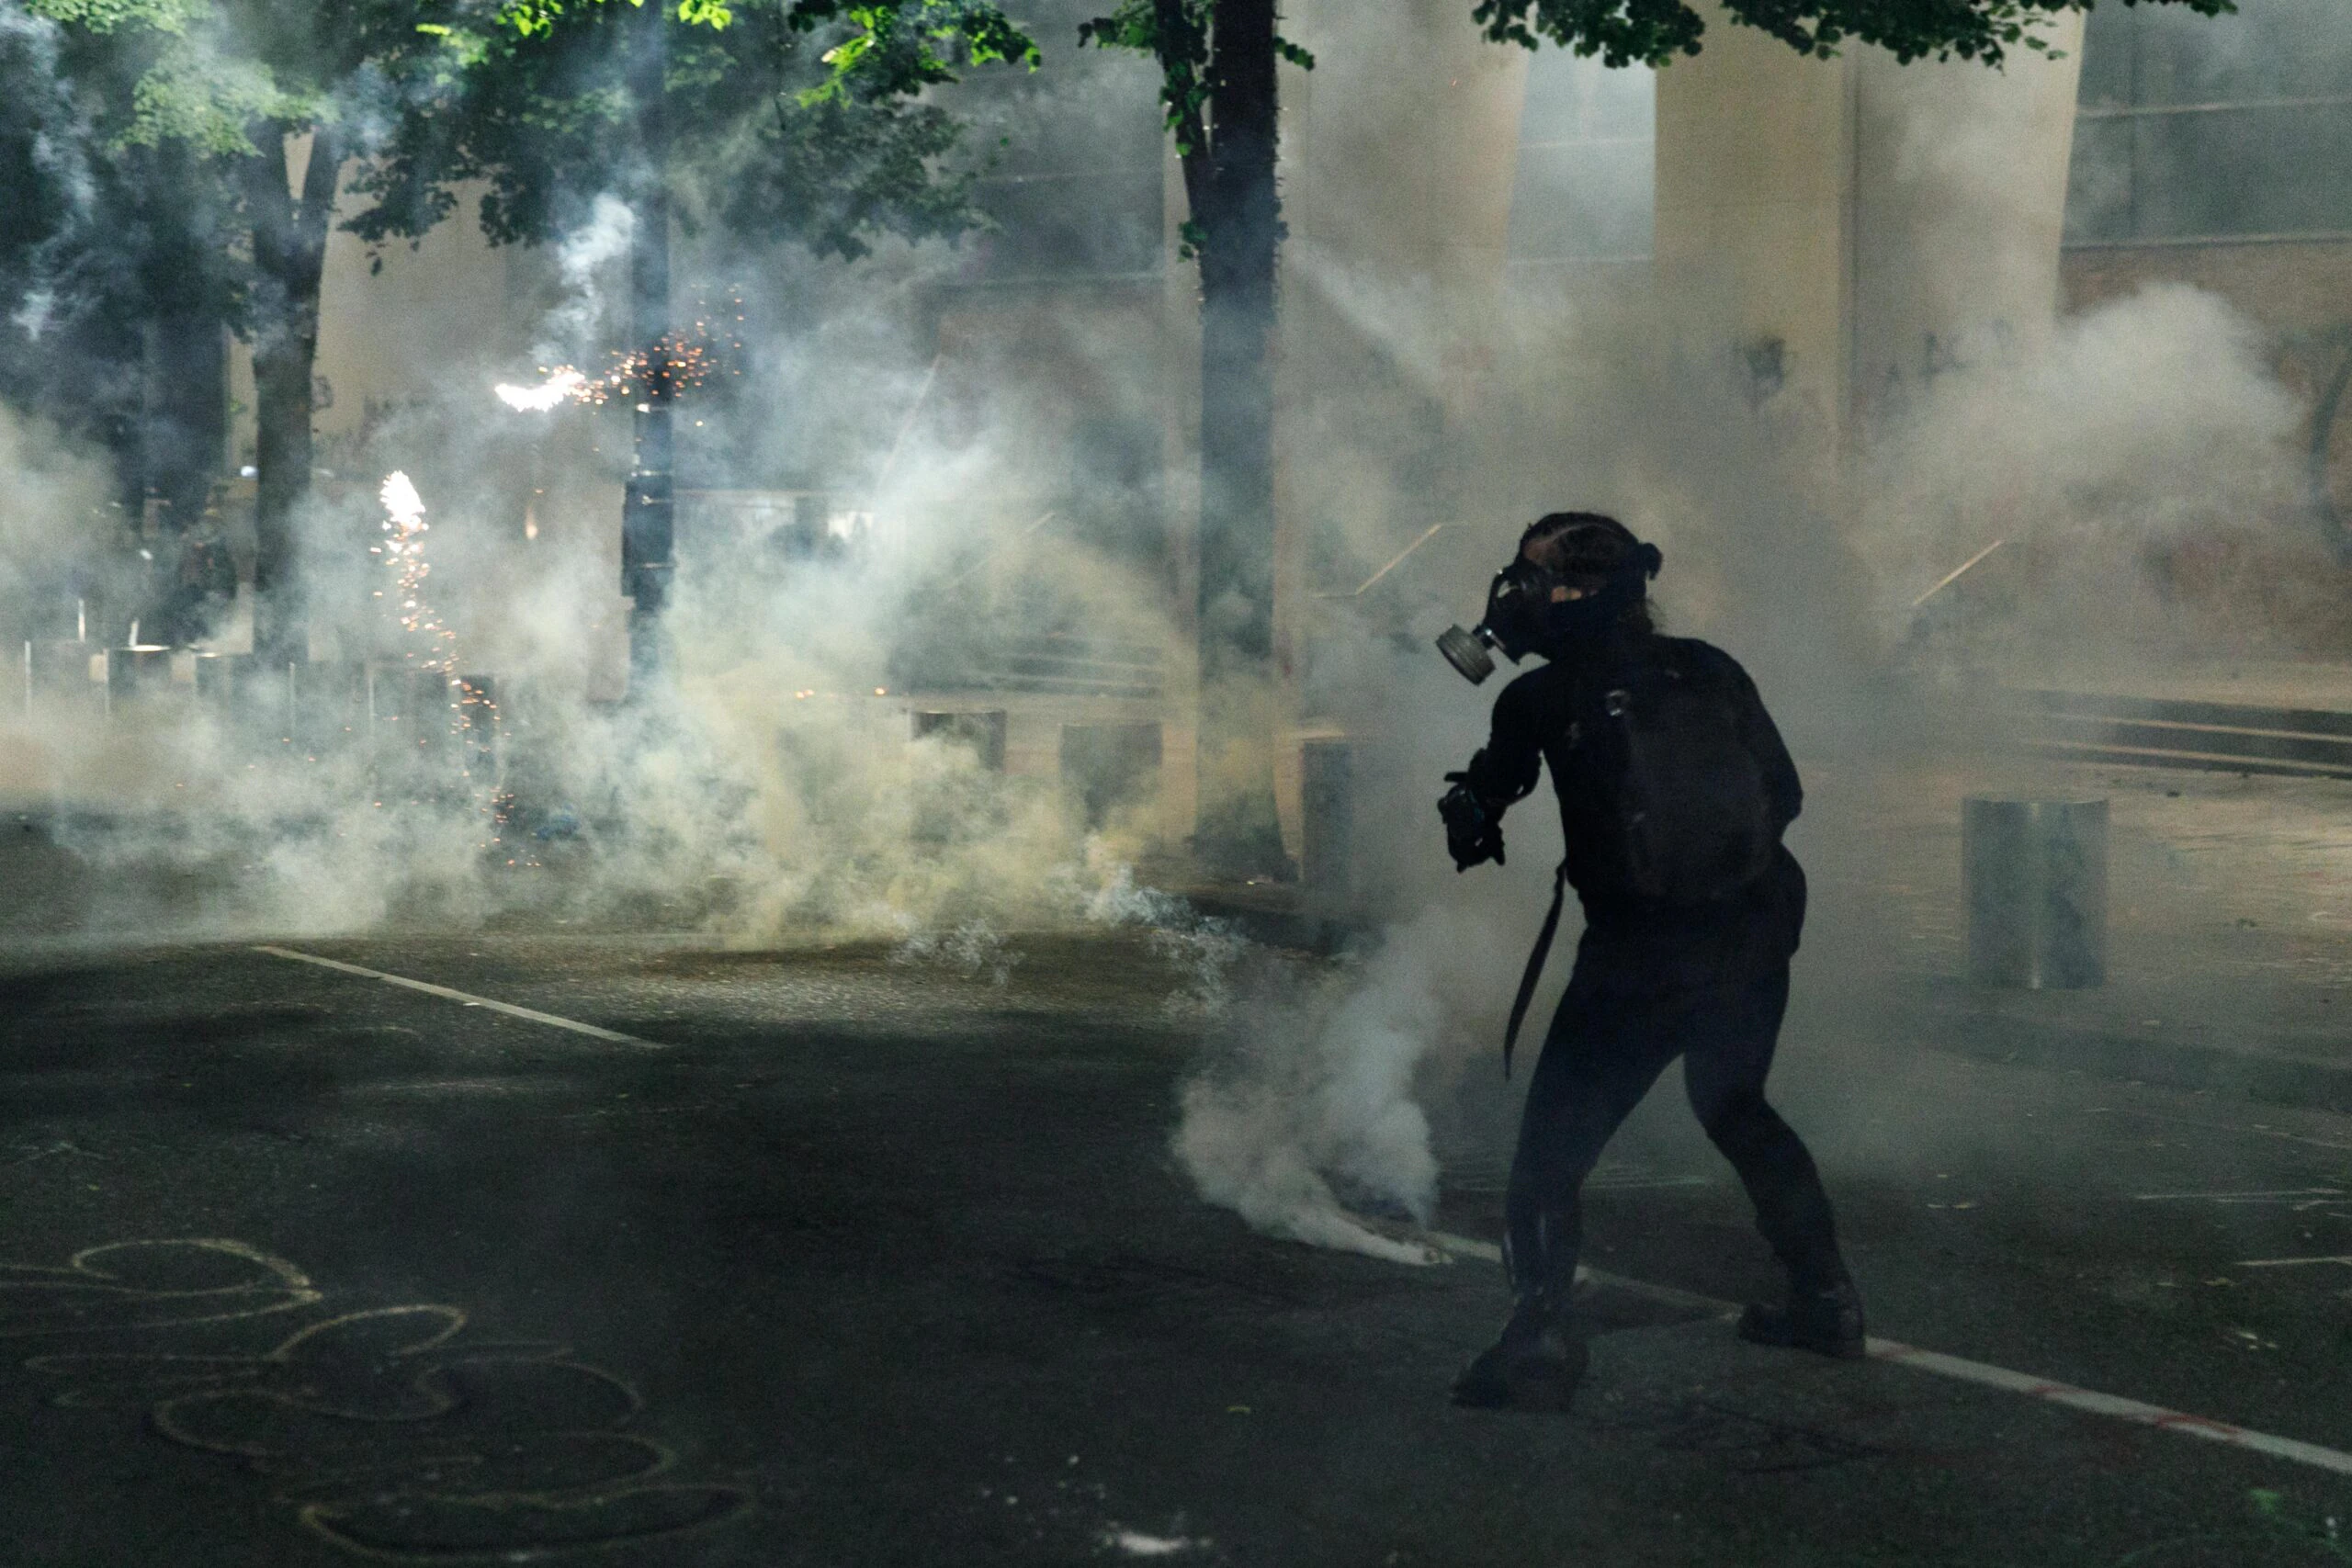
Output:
1435,542,1662,685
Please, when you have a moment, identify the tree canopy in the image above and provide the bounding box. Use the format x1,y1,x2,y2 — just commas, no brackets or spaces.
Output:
7,1,466,393
354,0,1038,263
1472,0,2236,69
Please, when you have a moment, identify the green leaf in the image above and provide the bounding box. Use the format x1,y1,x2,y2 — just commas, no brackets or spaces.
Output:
1471,0,2236,72
25,0,202,36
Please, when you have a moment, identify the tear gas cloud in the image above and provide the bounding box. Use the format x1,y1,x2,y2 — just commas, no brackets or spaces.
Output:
0,406,112,621
2,153,1231,943
1857,285,2312,657
1157,30,2342,1256
0,6,2338,1266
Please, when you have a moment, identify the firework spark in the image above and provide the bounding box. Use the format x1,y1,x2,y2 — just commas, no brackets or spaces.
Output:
373,470,458,673
495,368,589,412
490,299,745,412
379,471,424,528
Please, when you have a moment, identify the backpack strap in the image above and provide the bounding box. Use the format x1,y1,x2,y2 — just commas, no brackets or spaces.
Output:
1502,858,1570,1079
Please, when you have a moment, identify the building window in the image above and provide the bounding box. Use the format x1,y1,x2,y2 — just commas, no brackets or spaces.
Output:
2065,0,2352,246
1507,51,1655,265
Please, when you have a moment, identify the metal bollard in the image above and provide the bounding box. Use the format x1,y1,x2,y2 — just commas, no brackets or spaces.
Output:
105,647,177,714
187,651,249,705
1299,739,1354,895
1962,796,2108,988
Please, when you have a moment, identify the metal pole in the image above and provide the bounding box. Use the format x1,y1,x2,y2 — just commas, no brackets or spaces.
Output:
620,0,674,688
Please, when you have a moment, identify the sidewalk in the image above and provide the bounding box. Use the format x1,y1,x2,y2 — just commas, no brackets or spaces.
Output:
1168,742,2352,1111
2019,656,2352,713
1795,754,2352,1112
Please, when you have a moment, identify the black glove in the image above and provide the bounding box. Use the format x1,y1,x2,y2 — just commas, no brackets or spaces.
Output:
1439,773,1506,872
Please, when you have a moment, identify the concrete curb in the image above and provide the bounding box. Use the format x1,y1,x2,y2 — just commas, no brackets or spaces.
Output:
1174,886,1374,953
1912,1006,2352,1117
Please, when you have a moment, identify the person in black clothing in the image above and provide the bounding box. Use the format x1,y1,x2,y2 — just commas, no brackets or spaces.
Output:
1442,512,1862,1412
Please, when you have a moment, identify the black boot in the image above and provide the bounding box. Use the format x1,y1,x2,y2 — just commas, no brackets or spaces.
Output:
1454,1201,1586,1411
1452,1295,1588,1410
1737,1272,1866,1359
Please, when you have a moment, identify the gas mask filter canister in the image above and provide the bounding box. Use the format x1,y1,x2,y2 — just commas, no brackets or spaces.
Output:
1435,623,1500,685
1434,536,1662,685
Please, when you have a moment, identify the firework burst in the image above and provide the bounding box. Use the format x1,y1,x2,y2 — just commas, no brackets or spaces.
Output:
491,299,746,412
373,471,458,673
495,368,588,411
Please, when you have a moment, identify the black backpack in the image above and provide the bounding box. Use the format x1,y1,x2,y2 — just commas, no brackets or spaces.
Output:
1591,656,1778,907
1501,648,1780,1075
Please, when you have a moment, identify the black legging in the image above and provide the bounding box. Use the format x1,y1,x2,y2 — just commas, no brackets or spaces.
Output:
1502,963,1843,1309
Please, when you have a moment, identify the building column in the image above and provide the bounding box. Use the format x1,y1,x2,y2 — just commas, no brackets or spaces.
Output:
1268,0,1528,847
1653,6,1857,468
1849,19,2085,432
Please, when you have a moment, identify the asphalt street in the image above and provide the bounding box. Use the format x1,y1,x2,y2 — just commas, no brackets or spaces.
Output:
3,932,2350,1566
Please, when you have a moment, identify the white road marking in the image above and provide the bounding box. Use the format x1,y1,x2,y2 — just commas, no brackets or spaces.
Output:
2134,1189,2343,1202
254,947,664,1049
1412,1230,1736,1319
2237,1256,2352,1269
2088,1106,2352,1154
1417,1227,2352,1481
1586,1175,1712,1192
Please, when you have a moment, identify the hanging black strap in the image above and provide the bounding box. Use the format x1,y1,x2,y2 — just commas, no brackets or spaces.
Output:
1503,859,1570,1079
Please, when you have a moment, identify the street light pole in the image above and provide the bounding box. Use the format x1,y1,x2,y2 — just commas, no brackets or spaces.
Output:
621,0,674,686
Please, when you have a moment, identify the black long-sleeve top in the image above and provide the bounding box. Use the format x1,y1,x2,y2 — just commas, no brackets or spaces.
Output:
1457,631,1808,991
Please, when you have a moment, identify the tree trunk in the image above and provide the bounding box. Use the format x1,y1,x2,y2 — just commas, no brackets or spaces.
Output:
621,0,675,686
143,306,227,525
1190,0,1290,880
243,125,341,665
141,142,228,531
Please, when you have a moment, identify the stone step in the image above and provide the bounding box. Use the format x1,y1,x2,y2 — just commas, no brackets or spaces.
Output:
2005,688,2352,779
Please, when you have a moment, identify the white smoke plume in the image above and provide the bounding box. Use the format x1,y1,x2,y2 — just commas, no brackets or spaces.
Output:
1169,903,1546,1268
533,192,636,369
1856,282,2310,656
0,405,113,620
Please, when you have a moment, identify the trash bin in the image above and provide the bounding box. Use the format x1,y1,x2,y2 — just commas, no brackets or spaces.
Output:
1962,796,2108,988
104,646,177,715
285,660,367,751
187,651,245,705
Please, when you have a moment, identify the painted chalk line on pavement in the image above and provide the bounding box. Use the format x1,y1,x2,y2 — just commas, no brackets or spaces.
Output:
1416,1226,2352,1481
254,946,664,1049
